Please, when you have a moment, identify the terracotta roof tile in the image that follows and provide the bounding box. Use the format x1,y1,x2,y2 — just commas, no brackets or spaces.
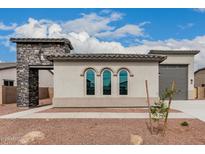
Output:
46,53,167,63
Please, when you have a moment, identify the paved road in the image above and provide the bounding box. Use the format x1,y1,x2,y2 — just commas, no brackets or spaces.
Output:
171,100,205,122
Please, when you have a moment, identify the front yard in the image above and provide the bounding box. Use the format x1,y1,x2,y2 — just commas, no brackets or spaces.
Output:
1,100,205,145
0,118,205,144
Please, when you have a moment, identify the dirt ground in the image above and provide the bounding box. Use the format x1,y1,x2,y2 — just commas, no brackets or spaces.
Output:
0,118,205,145
0,103,27,116
40,107,181,113
0,99,52,116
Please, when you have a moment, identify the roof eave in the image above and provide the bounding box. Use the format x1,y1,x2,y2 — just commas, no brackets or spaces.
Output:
0,66,16,71
149,50,200,55
47,57,167,63
10,38,74,50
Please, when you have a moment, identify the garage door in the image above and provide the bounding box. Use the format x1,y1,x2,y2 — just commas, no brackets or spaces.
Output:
159,65,188,100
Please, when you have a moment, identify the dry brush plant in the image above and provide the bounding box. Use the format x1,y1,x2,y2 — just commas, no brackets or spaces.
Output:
150,85,177,134
150,86,177,134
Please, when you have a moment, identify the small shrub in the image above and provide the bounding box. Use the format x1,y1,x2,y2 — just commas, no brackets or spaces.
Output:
150,100,168,122
180,121,189,127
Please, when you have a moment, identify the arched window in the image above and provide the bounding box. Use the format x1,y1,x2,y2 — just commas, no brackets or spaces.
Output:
86,69,95,95
119,70,128,95
103,70,112,95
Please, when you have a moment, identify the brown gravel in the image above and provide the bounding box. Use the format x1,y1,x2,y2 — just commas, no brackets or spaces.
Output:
0,99,52,116
0,104,27,116
39,107,181,113
0,119,204,145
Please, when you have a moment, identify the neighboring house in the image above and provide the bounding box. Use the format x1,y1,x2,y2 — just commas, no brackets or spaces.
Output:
194,67,205,87
0,62,53,104
10,38,199,108
0,62,53,87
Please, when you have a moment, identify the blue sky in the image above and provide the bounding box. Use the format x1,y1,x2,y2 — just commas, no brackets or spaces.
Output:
0,8,205,69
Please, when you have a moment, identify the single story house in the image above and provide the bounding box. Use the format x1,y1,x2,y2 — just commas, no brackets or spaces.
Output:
0,62,53,104
194,67,205,99
46,50,199,107
10,38,199,108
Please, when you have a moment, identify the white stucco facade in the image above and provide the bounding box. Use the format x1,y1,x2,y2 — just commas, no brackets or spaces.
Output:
0,68,16,86
53,61,159,107
0,68,53,87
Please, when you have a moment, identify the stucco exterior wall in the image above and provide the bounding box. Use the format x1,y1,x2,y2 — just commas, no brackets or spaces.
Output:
0,68,16,86
161,54,195,99
53,61,159,107
0,68,53,87
39,70,53,87
195,70,205,87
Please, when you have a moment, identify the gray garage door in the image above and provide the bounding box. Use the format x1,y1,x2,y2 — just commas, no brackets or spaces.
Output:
159,65,188,100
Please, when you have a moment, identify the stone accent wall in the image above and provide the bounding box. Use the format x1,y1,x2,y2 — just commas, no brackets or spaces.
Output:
29,69,39,107
15,41,71,107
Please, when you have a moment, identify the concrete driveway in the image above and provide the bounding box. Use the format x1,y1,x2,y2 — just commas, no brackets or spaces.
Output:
171,100,205,122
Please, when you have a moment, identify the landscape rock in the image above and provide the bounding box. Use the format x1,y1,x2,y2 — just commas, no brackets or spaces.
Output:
130,134,143,145
19,131,45,144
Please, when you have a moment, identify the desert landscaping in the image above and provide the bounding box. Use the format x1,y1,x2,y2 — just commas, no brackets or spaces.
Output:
0,118,205,145
0,100,205,145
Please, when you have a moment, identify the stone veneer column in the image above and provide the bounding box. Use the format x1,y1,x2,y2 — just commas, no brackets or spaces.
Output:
16,63,30,107
12,38,72,107
17,66,39,107
29,68,39,107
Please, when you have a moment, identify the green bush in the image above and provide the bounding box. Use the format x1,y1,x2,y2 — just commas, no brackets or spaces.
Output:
150,87,176,122
180,121,189,127
150,100,168,122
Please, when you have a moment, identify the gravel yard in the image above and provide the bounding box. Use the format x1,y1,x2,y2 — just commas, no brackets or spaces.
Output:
0,118,205,145
0,104,27,116
0,99,51,116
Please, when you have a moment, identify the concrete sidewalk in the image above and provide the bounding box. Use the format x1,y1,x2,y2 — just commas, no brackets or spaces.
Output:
1,100,204,120
171,100,205,122
0,104,194,119
0,105,53,119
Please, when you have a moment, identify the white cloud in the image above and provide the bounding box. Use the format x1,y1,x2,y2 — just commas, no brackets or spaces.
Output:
62,12,123,35
0,11,204,71
0,22,17,30
0,35,16,51
124,37,205,70
95,24,144,38
178,23,194,30
193,8,205,13
100,9,112,14
65,31,205,70
15,18,48,38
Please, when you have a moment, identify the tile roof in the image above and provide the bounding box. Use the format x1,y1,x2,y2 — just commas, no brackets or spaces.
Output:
10,38,74,50
0,62,16,70
149,50,200,55
46,53,167,63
